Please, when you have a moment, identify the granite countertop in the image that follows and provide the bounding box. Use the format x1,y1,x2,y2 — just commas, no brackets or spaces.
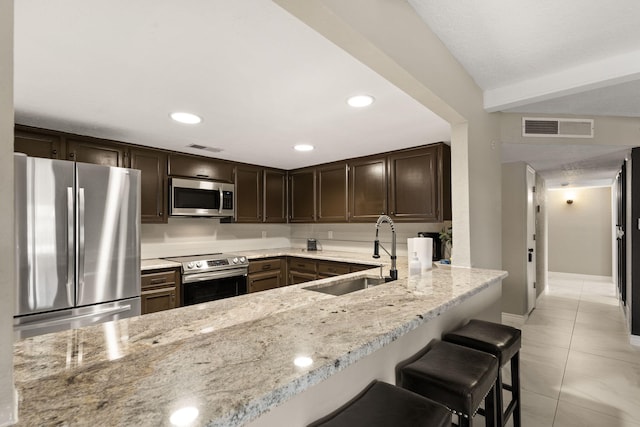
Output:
14,250,506,426
140,249,385,272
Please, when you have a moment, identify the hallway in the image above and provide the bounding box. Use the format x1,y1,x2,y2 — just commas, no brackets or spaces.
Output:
503,272,640,426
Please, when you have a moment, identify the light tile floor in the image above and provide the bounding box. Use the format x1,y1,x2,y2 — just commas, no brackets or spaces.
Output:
501,273,640,427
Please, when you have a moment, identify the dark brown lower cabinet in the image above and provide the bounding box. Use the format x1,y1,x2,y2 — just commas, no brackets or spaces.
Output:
317,260,350,279
287,257,318,285
141,268,180,315
248,258,284,292
141,287,177,314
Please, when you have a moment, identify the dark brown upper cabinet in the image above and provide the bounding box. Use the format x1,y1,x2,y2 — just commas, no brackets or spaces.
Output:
263,169,287,223
235,165,263,223
67,138,129,167
130,147,168,224
289,168,316,223
349,156,387,222
168,153,234,183
388,143,451,222
317,163,348,222
14,126,64,159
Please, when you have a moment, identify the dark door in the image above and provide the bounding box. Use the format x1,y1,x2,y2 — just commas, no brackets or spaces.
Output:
616,162,626,306
14,126,64,159
67,138,128,167
130,147,168,223
289,168,315,222
264,169,287,223
317,163,348,222
349,156,387,221
236,165,263,223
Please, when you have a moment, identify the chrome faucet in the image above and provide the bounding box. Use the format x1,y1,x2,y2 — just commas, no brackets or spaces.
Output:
373,215,398,281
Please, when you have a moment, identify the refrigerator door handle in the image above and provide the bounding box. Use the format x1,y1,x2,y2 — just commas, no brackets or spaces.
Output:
67,187,75,306
14,304,133,332
78,187,86,301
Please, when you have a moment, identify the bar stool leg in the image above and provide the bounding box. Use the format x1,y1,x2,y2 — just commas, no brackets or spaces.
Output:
495,367,504,427
511,353,521,427
486,384,497,427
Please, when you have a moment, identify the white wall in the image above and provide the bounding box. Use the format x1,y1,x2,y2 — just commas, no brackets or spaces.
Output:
141,220,291,259
141,219,449,260
548,187,613,276
501,162,528,315
290,221,448,256
0,0,16,424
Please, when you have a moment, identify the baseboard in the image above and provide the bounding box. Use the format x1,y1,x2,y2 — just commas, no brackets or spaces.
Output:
630,335,640,348
548,271,613,282
501,312,527,327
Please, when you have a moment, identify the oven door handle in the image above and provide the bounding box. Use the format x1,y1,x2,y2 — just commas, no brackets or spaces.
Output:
182,268,248,284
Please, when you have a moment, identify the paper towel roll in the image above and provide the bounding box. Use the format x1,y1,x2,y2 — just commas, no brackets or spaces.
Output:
407,237,433,271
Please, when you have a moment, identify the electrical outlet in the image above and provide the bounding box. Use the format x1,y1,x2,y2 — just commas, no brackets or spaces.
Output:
262,231,267,238
328,231,333,239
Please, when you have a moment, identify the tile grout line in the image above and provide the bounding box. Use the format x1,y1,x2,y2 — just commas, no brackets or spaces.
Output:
550,278,582,426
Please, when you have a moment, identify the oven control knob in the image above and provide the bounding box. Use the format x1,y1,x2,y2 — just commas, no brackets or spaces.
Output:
196,261,202,268
186,262,194,269
232,257,239,264
239,256,246,263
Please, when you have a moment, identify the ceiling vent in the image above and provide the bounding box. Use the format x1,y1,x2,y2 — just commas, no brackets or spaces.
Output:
522,117,594,138
187,144,223,153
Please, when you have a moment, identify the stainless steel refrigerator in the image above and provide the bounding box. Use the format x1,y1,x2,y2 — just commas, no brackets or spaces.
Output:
14,154,141,339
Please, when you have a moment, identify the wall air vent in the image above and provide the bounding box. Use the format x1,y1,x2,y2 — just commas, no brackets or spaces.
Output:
522,117,594,138
187,144,223,153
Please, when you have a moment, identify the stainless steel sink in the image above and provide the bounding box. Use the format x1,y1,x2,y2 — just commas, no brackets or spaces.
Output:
303,276,386,296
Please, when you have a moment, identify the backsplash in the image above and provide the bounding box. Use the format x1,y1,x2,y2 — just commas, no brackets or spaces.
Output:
290,222,448,256
141,218,450,259
141,218,291,259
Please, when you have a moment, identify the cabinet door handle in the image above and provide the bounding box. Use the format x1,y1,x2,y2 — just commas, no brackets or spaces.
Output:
262,264,271,270
196,174,209,178
150,278,167,284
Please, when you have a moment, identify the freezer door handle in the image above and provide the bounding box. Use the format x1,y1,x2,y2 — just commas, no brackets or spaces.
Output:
14,304,132,332
67,187,75,306
78,187,86,302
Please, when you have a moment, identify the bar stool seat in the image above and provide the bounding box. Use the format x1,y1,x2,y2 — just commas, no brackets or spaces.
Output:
444,319,522,427
397,341,499,427
308,380,451,427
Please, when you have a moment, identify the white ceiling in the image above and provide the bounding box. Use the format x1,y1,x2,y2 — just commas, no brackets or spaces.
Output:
14,0,638,185
408,0,640,187
13,0,450,170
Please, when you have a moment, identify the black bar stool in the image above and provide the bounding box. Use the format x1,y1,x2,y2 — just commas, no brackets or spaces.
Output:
444,319,521,427
307,380,451,427
397,341,499,427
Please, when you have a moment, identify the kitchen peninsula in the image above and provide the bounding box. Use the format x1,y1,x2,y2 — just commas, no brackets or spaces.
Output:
13,250,506,427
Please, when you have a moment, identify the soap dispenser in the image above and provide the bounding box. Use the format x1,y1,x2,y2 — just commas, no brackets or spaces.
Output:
409,252,421,276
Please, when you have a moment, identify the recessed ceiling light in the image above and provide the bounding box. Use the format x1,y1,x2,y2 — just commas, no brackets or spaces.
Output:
347,94,375,108
294,144,314,152
170,112,202,124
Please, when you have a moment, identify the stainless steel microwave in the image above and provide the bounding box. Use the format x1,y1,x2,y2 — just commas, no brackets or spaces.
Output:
170,177,234,218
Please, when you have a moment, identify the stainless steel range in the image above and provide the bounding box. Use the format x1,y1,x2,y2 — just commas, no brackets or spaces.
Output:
164,253,249,305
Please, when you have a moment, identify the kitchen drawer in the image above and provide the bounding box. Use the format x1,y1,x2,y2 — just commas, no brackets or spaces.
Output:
317,261,350,277
249,258,283,274
350,263,378,273
288,257,317,274
141,270,177,290
141,287,177,314
288,271,317,285
249,270,282,293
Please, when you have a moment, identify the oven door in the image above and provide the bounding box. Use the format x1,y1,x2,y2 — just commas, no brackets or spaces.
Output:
182,269,247,306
